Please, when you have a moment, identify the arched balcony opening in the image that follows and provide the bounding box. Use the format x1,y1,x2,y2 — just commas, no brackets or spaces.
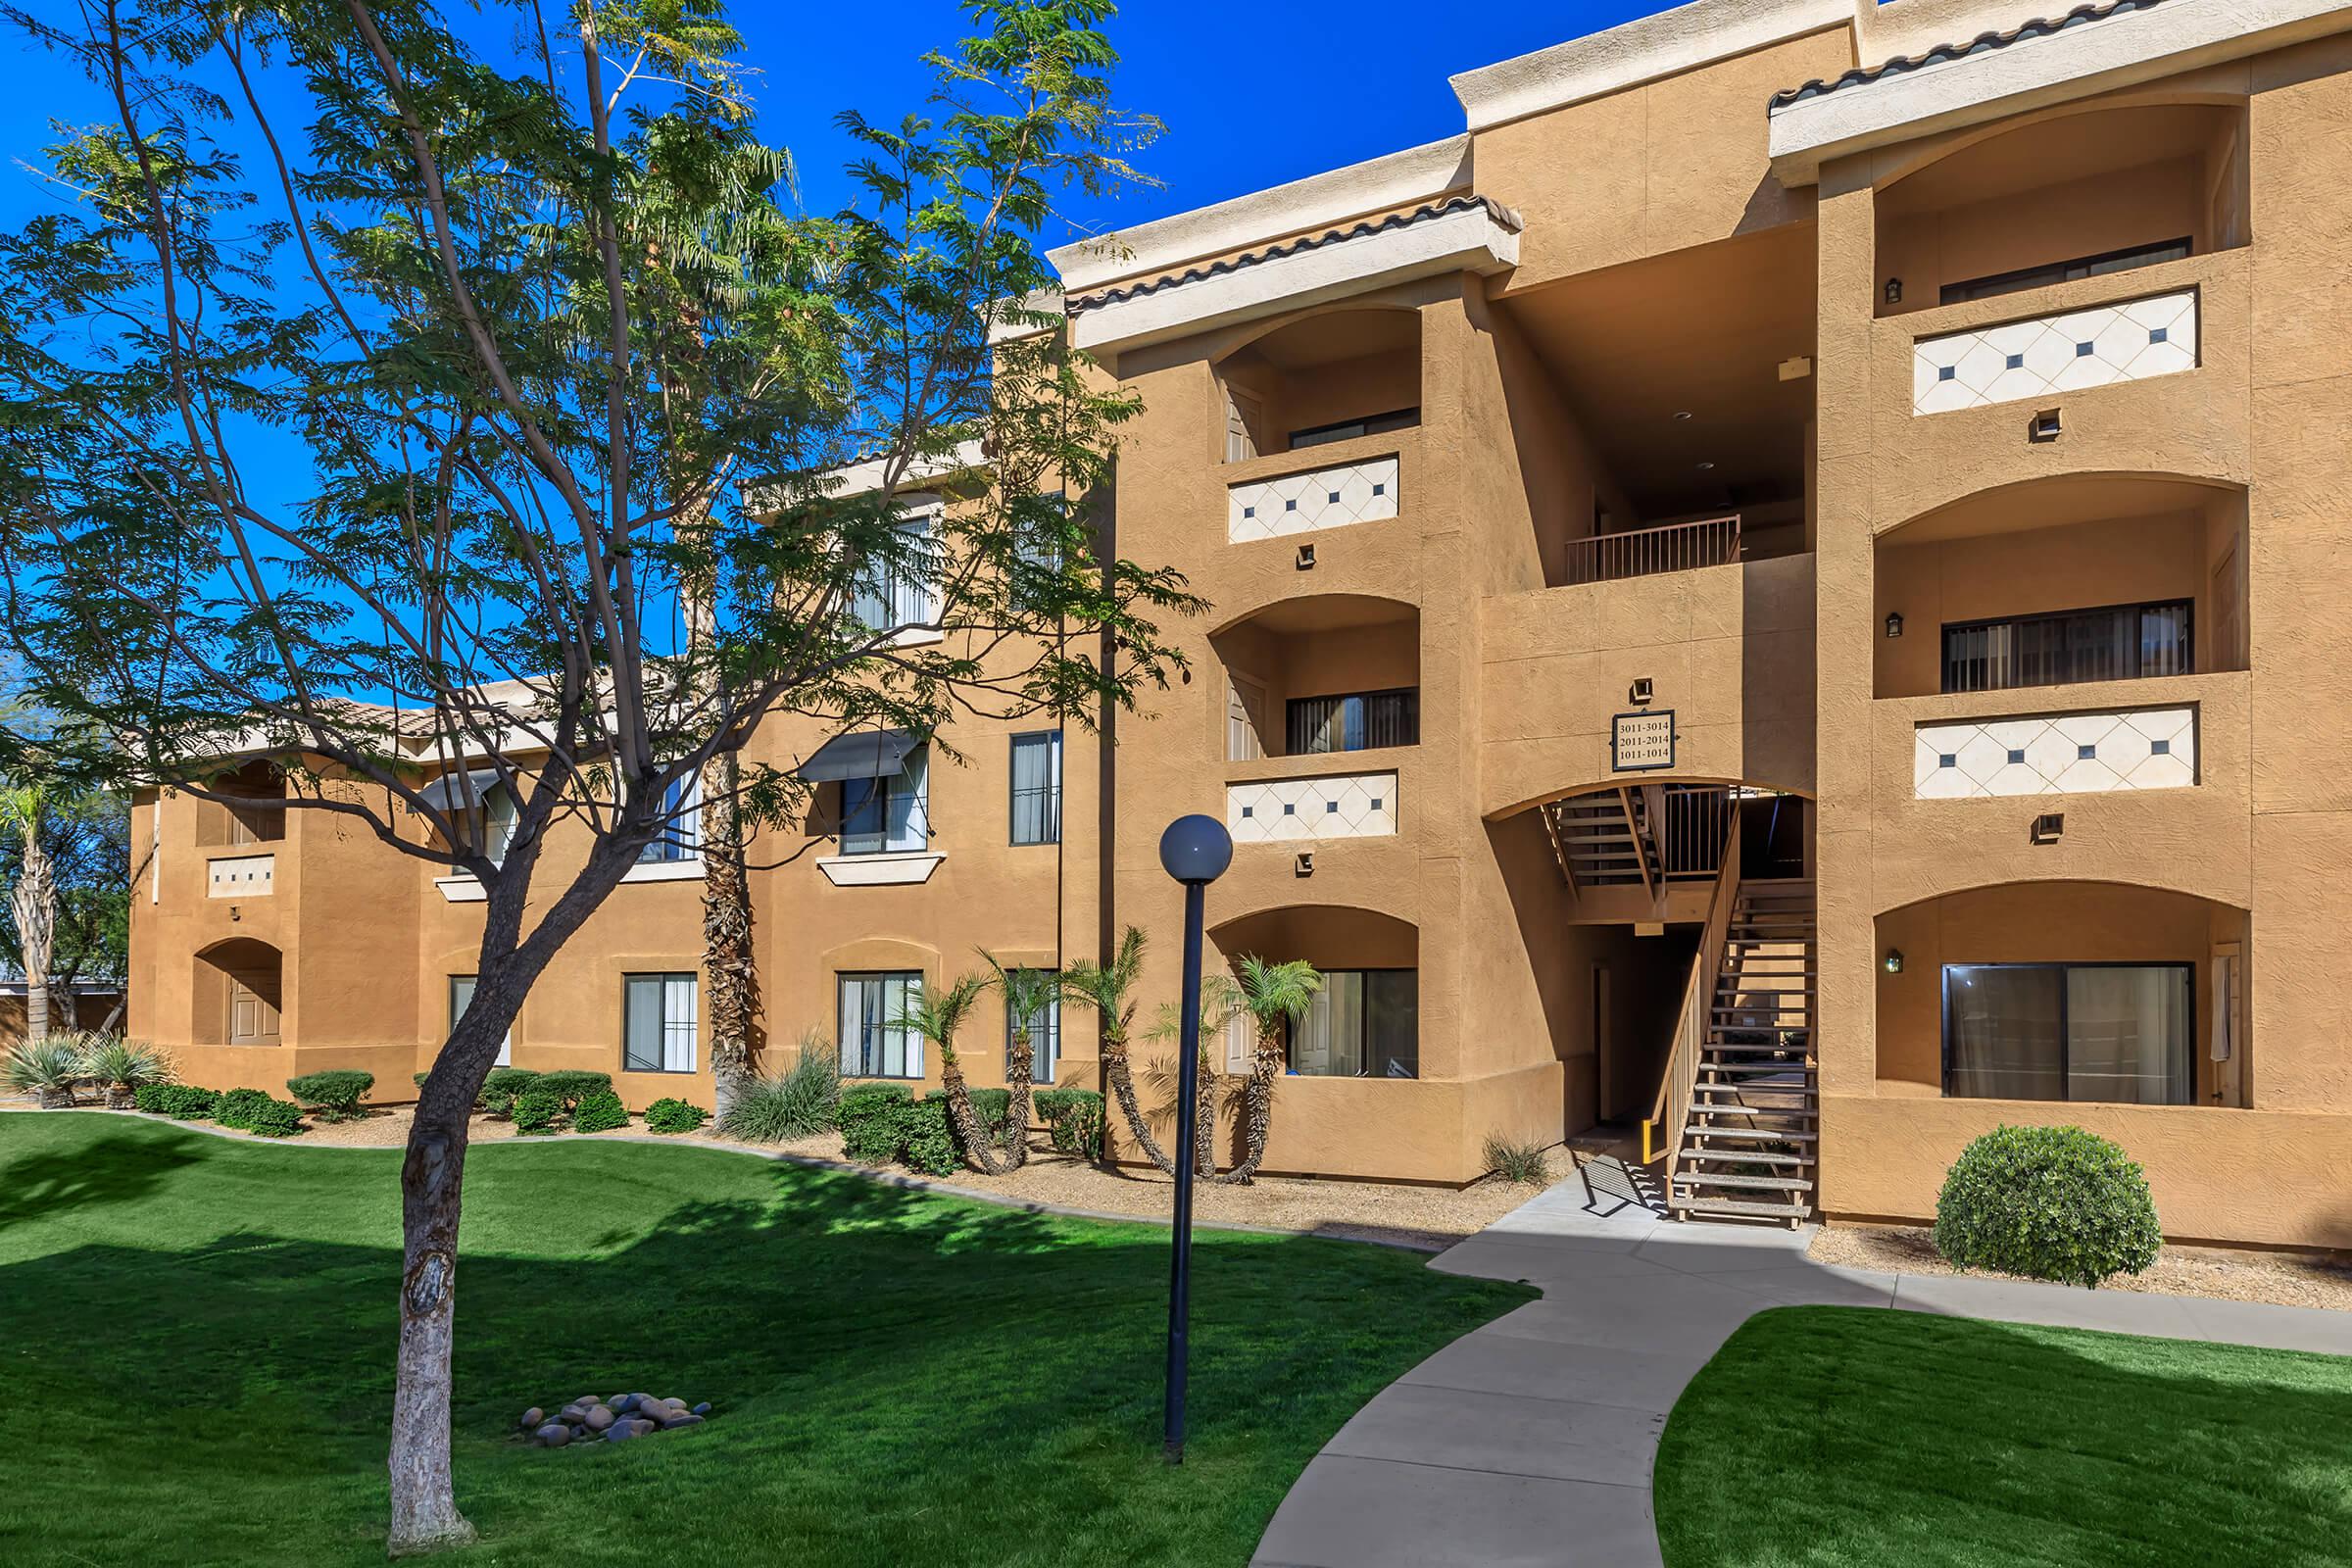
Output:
1206,906,1420,1081
192,759,287,847
1212,595,1419,763
192,937,285,1049
1215,309,1420,464
1875,474,2247,702
1875,102,2248,319
1876,882,2248,1109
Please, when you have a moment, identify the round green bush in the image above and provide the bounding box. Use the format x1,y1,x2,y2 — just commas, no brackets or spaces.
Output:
532,1070,612,1108
216,1087,271,1131
511,1089,564,1135
241,1096,308,1139
286,1069,373,1118
644,1097,706,1135
570,1088,629,1134
478,1066,541,1115
1934,1123,2162,1289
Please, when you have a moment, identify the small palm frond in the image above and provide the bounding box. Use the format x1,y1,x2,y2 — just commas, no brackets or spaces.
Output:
978,950,1059,1042
890,972,985,1047
1060,924,1149,1036
1232,955,1322,1029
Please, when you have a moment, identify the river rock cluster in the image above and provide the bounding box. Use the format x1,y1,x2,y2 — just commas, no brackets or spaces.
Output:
520,1391,711,1447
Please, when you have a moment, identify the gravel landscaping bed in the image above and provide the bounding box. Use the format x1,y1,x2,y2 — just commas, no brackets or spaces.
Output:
1812,1220,2352,1312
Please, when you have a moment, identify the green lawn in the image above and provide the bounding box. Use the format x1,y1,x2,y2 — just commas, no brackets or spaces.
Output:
1656,1305,2352,1568
0,1113,1530,1566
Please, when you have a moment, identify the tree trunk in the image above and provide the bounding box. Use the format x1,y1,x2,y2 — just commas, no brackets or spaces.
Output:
938,1055,1008,1175
700,749,759,1115
1208,1028,1284,1186
1002,1031,1035,1170
13,831,55,1044
1101,1034,1178,1175
1196,1050,1218,1179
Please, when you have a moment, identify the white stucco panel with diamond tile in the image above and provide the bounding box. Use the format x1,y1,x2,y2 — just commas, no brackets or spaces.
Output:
1227,772,1399,841
1228,456,1399,544
1915,707,2196,799
1912,289,2198,415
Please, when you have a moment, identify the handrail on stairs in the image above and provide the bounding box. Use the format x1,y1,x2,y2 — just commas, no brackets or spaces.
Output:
1639,810,1742,1181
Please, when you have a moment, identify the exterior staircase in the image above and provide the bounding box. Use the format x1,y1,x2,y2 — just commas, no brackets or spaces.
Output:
1548,790,1655,888
1667,877,1819,1226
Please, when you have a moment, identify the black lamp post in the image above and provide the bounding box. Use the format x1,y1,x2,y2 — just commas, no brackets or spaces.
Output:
1156,812,1232,1465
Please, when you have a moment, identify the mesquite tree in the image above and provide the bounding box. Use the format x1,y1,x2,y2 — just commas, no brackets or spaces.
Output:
0,0,1189,1553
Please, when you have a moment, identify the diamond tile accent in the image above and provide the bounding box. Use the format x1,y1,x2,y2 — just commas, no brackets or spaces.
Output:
1914,707,2196,798
1226,772,1399,842
1911,289,2198,415
1228,455,1401,543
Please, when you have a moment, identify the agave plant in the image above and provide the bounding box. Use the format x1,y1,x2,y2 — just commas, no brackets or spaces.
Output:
892,974,1001,1174
74,1034,174,1109
5,1037,84,1108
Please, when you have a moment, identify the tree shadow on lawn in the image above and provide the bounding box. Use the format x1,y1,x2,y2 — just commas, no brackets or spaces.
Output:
0,1155,1527,1568
0,1126,205,1233
1655,1303,2352,1568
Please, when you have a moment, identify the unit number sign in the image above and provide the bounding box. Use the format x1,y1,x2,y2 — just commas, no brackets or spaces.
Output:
1611,710,1676,772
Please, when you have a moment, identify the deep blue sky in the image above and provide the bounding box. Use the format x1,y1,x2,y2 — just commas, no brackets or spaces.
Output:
0,2,1654,250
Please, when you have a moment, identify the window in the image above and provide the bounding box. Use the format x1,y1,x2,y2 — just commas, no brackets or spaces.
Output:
1939,238,2191,306
449,974,511,1066
1288,969,1418,1079
1286,689,1418,755
623,973,699,1073
1288,407,1418,451
1941,601,2191,694
639,773,701,863
1943,962,2192,1104
1005,972,1060,1085
842,749,928,856
850,514,942,633
485,788,518,867
1009,731,1061,845
840,971,923,1078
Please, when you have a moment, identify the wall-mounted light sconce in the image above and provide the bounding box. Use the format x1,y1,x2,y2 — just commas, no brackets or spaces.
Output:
1294,850,1314,878
1884,277,1904,305
2031,811,2066,845
2030,407,2063,443
1883,948,1904,974
1885,612,1904,639
229,905,242,922
1629,677,1654,705
1295,543,1316,570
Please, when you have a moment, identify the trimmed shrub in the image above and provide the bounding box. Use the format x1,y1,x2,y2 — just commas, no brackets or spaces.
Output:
571,1089,629,1134
1935,1124,2162,1289
1482,1134,1549,1186
717,1051,839,1143
135,1083,219,1119
511,1089,564,1135
286,1070,374,1119
898,1098,959,1177
217,1088,272,1130
532,1070,612,1109
479,1066,541,1115
645,1098,706,1135
839,1083,914,1163
241,1096,308,1138
412,1072,430,1091
1034,1089,1104,1159
964,1087,1011,1147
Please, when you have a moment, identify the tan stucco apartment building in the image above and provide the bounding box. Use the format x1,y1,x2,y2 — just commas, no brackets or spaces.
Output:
128,0,2352,1249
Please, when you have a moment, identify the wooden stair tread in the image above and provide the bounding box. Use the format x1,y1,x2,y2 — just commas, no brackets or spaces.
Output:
1669,1196,1811,1219
1673,1173,1816,1193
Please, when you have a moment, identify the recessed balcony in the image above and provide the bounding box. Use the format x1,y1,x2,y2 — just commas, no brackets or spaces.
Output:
1213,596,1418,763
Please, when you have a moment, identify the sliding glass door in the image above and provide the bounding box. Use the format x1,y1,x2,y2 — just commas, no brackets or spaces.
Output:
1943,963,2192,1104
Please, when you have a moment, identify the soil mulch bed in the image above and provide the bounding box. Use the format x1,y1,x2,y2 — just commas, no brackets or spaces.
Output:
1811,1220,2352,1313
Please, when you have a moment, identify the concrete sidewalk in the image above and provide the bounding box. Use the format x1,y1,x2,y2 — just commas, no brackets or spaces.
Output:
1251,1152,2352,1568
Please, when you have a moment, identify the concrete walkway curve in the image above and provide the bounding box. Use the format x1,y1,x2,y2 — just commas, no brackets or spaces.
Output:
1251,1152,2352,1568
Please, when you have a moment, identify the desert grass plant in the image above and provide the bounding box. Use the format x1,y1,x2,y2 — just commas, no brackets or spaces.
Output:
1061,927,1178,1174
716,1035,841,1143
1483,1134,1549,1186
5,1036,83,1106
895,975,1003,1174
75,1034,174,1109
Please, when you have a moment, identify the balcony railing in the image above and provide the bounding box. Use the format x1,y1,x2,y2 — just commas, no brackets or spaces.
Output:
1912,286,2198,415
1563,514,1741,586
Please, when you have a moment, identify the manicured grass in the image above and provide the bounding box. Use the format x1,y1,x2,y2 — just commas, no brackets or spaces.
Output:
1656,1305,2352,1567
0,1113,1530,1566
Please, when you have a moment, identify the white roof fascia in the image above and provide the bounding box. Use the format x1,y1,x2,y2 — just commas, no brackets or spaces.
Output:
1449,0,1855,131
1769,0,2352,183
1067,204,1520,357
1047,136,1472,295
802,439,989,503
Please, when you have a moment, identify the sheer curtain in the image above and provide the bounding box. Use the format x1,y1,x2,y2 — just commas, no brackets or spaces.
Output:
2067,967,2190,1103
1945,966,2063,1100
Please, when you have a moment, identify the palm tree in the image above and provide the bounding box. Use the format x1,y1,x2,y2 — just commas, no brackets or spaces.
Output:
1202,956,1322,1186
0,786,55,1046
892,972,1003,1174
980,953,1059,1171
1144,980,1237,1180
1062,926,1183,1175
